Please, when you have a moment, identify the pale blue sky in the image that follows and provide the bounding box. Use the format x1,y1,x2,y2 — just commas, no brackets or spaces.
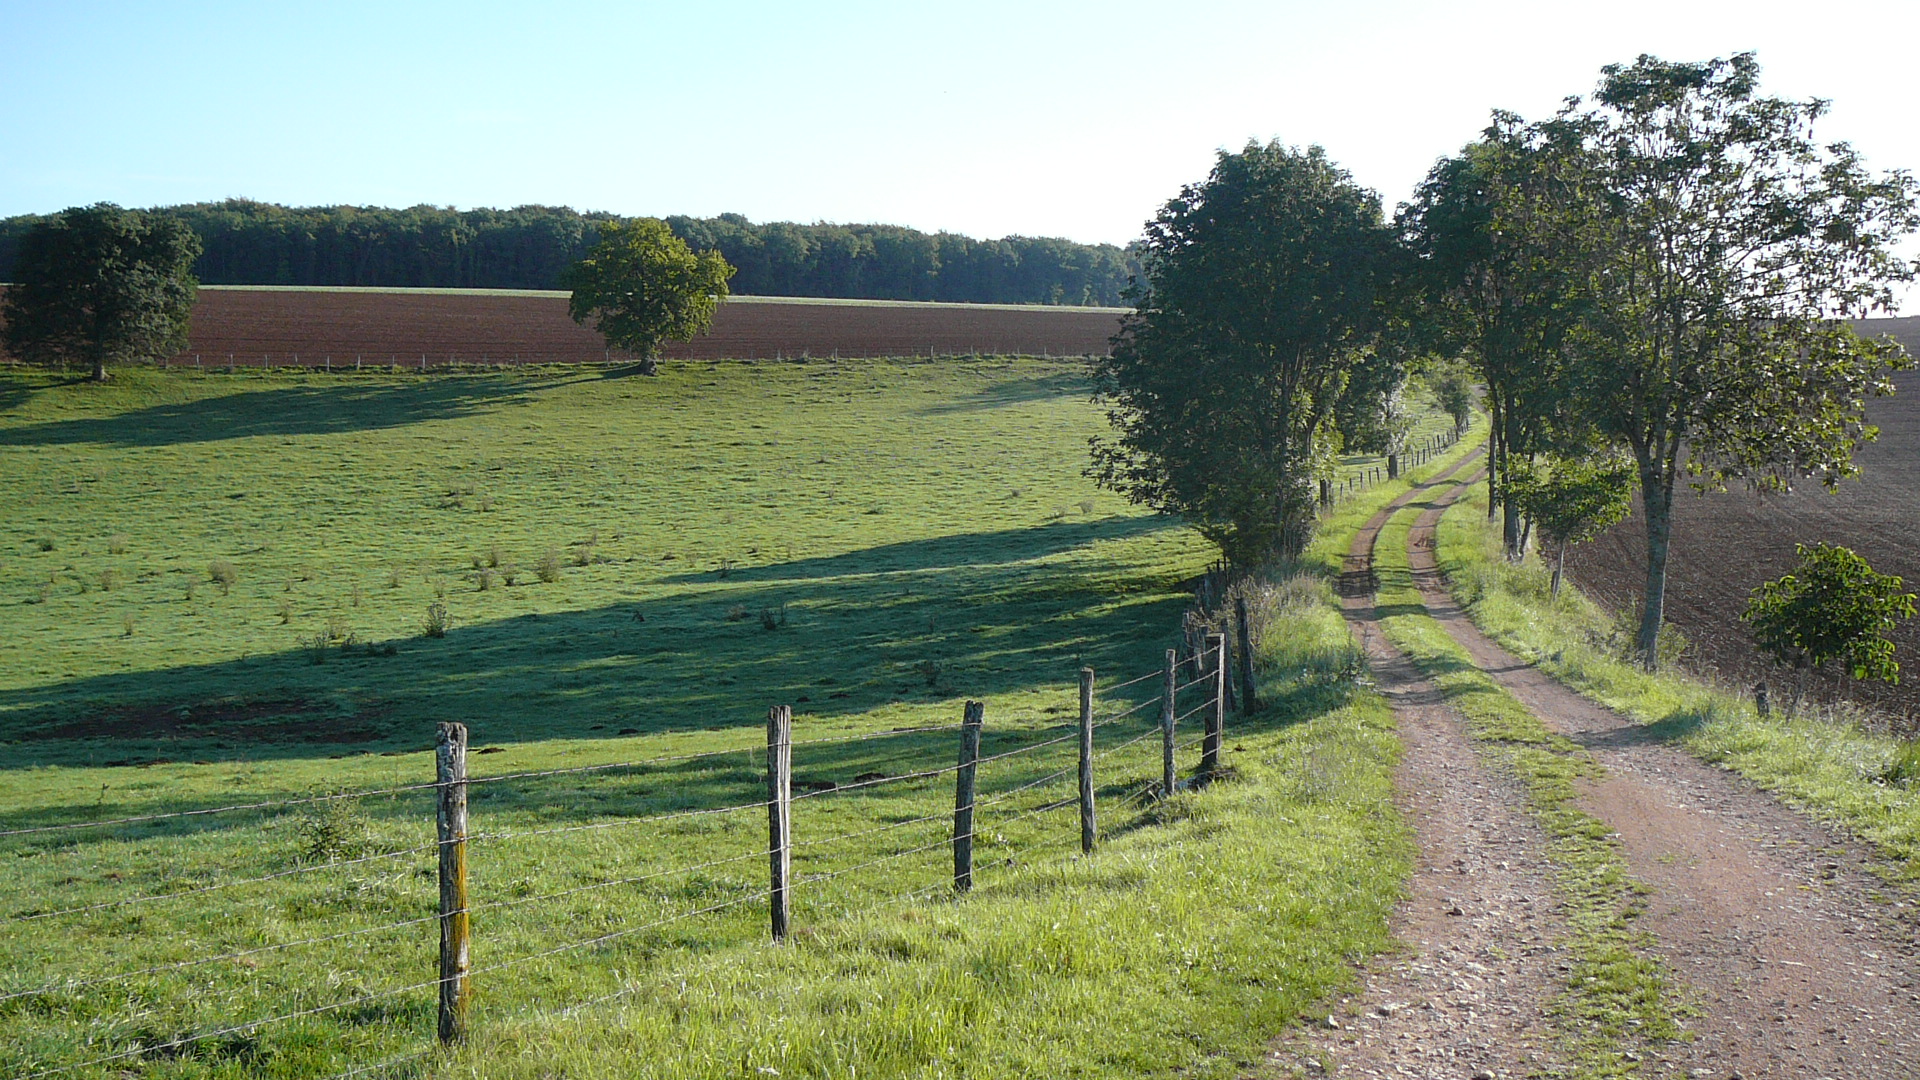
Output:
3,0,1916,306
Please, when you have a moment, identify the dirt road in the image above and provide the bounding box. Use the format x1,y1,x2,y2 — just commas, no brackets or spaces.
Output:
1287,458,1920,1078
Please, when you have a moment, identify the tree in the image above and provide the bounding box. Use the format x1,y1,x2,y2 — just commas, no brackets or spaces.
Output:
1742,542,1916,712
1,204,200,381
1399,129,1591,559
560,218,735,374
1090,141,1394,565
1505,455,1635,598
1531,54,1918,668
1428,361,1475,433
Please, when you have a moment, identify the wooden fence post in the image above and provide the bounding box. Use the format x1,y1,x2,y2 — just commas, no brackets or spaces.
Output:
1203,633,1226,776
1161,648,1177,797
953,701,984,891
1078,668,1095,854
767,705,792,942
436,722,471,1044
1235,595,1258,714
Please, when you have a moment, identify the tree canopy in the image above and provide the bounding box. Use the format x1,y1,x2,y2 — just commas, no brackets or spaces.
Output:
560,218,735,375
0,203,201,381
1505,455,1635,598
1091,141,1395,565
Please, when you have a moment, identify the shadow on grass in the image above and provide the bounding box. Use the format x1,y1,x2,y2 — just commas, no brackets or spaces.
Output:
0,518,1205,844
915,371,1091,416
662,515,1173,584
0,377,554,447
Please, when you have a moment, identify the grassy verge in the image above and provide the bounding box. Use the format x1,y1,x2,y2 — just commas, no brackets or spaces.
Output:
1369,484,1683,1076
1435,481,1920,884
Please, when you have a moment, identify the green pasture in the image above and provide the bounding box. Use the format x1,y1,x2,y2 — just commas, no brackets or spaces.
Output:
0,359,1451,1078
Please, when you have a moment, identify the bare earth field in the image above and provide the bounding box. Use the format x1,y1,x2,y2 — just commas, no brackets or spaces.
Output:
1569,317,1920,729
147,287,1128,366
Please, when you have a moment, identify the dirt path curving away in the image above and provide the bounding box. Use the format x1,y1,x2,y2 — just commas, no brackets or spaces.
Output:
1399,473,1920,1078
1278,452,1578,1078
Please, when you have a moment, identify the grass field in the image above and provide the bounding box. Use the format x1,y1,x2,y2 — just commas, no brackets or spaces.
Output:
0,360,1457,1079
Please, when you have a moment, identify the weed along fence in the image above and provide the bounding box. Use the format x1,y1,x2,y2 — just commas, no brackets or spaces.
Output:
1,641,1231,1080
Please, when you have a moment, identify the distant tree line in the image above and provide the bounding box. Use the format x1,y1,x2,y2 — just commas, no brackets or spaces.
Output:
0,201,1137,306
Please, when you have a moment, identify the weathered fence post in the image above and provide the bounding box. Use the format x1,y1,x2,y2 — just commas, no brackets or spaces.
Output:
767,705,793,942
436,722,471,1044
1203,632,1226,776
1078,667,1096,854
953,701,984,891
1235,595,1258,714
1318,478,1331,507
1161,648,1177,797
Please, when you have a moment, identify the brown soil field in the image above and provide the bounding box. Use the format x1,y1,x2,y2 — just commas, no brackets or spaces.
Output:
113,287,1124,367
1568,316,1920,729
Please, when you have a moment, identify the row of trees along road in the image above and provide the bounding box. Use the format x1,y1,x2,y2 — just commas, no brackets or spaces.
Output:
1098,53,1918,671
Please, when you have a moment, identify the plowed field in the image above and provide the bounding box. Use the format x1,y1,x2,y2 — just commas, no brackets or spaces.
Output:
1568,316,1920,728
144,287,1127,366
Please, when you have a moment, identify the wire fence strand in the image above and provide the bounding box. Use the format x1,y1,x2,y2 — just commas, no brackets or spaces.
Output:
12,841,439,923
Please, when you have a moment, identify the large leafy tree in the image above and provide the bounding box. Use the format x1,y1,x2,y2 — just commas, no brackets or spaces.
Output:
1,204,200,382
1540,54,1919,667
1091,141,1394,564
561,218,735,375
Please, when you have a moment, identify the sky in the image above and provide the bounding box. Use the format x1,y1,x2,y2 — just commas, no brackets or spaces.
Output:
3,0,1917,309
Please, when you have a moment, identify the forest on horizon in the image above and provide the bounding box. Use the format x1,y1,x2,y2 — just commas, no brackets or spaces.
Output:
0,201,1139,307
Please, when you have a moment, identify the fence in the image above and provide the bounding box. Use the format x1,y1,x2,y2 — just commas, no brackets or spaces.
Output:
1318,422,1468,509
1,640,1231,1080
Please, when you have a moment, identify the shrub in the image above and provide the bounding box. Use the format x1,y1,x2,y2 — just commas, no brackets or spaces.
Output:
915,658,942,686
350,584,363,608
207,559,238,594
573,543,594,567
424,601,452,638
33,536,55,552
537,548,562,583
487,545,504,569
476,568,495,592
726,604,751,622
501,565,520,587
1077,499,1096,515
107,533,128,555
386,567,404,589
97,568,117,591
120,612,137,637
760,604,787,631
294,794,375,862
277,599,294,624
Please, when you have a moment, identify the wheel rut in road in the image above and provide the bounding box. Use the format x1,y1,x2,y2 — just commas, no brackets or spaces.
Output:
1282,450,1577,1079
1396,472,1920,1078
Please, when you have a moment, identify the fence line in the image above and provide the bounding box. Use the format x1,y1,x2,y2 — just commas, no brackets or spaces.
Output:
11,644,1227,1077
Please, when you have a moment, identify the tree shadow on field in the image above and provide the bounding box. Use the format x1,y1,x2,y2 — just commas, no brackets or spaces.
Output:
660,515,1173,584
916,371,1091,416
0,520,1199,792
0,377,557,448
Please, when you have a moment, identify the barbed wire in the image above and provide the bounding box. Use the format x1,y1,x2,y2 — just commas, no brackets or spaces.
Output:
469,847,773,917
1175,700,1214,725
1102,668,1165,692
1092,695,1161,726
11,841,438,923
1093,727,1163,762
472,798,770,844
0,911,439,1004
0,782,439,840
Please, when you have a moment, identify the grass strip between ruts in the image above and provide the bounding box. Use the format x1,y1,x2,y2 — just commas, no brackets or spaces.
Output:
1370,484,1686,1078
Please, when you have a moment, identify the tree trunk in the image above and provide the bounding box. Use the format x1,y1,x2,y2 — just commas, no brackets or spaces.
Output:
90,357,109,382
1636,470,1676,670
1486,403,1501,522
1551,540,1566,598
